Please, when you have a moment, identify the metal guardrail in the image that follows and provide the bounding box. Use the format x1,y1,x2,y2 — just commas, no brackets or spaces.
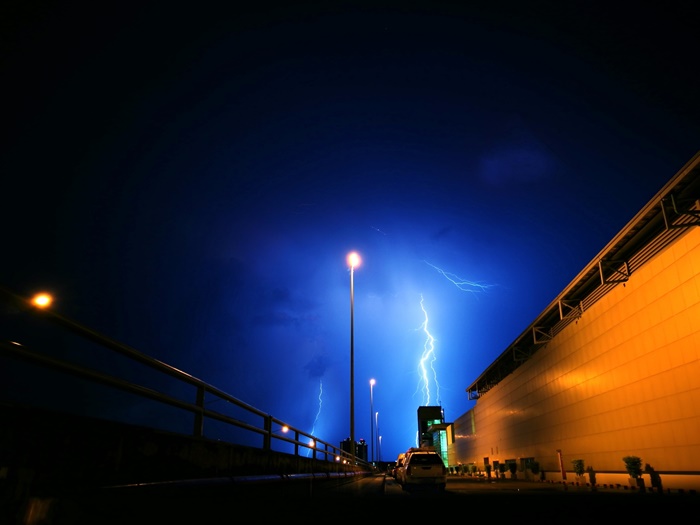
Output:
0,285,369,471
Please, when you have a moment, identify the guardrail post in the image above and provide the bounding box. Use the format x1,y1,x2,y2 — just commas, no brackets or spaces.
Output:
193,386,204,437
263,415,272,451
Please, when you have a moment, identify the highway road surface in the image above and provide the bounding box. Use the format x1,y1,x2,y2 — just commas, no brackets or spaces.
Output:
13,473,698,524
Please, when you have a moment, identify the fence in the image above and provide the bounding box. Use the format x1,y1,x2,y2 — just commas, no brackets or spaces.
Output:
0,285,368,475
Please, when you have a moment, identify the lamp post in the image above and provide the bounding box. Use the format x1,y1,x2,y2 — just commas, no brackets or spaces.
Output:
369,378,375,463
375,411,379,463
347,251,361,461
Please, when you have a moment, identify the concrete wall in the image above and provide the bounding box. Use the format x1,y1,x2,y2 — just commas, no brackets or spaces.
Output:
451,225,700,492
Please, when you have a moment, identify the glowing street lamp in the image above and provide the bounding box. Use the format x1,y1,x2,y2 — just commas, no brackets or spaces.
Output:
31,293,53,308
347,251,361,461
369,378,376,463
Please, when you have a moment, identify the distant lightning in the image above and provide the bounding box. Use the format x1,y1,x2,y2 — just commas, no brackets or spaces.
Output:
424,260,493,293
415,294,440,407
306,379,323,456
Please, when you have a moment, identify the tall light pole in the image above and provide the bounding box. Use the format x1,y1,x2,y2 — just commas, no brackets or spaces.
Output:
347,251,361,461
369,378,375,463
375,411,379,463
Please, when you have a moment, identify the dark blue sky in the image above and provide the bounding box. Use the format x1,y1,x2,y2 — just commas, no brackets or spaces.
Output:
3,1,699,461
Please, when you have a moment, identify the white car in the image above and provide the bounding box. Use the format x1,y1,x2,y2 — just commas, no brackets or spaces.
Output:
398,449,447,491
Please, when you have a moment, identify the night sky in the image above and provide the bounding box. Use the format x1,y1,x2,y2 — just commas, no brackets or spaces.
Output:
3,1,699,461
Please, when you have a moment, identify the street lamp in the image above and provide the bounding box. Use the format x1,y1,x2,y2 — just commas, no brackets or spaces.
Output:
369,378,376,463
31,293,53,308
347,251,361,461
375,411,379,463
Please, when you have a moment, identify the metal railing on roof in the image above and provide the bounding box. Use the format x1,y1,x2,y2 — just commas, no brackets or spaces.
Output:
467,150,700,400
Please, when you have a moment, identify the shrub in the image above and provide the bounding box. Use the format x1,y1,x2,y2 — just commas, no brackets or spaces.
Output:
623,456,643,478
572,459,585,476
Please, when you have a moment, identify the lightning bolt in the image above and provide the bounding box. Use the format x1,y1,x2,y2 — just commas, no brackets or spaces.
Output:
415,294,440,407
424,260,493,293
306,379,323,456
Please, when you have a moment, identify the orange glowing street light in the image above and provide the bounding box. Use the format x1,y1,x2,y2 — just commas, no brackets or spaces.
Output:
31,293,53,308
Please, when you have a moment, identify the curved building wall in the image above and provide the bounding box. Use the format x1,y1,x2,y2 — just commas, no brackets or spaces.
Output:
452,224,700,491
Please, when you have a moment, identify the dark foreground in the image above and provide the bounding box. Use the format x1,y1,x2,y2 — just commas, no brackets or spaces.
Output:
11,474,698,524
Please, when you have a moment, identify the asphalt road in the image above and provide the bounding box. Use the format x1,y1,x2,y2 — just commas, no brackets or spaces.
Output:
16,474,698,524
